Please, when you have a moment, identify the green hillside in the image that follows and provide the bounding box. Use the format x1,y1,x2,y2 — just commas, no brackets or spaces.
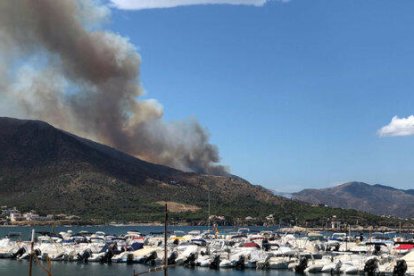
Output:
0,117,400,226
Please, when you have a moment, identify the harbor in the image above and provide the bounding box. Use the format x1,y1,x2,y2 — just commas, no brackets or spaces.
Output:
1,224,414,275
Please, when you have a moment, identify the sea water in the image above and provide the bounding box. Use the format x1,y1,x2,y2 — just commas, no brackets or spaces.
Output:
0,260,300,276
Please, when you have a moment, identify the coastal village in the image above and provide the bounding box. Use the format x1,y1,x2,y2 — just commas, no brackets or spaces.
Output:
0,206,80,225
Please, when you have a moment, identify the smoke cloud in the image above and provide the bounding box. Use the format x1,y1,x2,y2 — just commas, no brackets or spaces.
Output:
0,0,227,175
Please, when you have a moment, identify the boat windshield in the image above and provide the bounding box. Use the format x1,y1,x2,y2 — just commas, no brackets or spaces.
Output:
237,228,250,234
174,231,185,237
331,233,347,241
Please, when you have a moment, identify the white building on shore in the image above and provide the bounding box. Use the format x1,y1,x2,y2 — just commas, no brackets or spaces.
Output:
10,210,24,222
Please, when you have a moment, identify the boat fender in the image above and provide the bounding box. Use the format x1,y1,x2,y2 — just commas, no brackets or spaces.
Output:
393,259,407,276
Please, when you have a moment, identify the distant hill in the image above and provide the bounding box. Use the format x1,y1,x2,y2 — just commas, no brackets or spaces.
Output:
272,191,293,199
293,182,414,218
0,118,395,225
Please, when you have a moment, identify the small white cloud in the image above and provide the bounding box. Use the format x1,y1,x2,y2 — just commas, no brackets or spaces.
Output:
378,115,414,137
110,0,286,10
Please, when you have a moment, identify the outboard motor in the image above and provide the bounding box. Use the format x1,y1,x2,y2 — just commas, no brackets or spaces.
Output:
77,249,92,263
184,253,196,267
364,258,379,276
100,251,109,263
167,251,178,265
209,255,221,270
333,260,342,274
144,251,157,266
126,253,134,264
101,245,116,264
393,260,407,276
34,249,42,257
12,247,26,259
41,252,50,261
234,255,245,270
295,257,308,273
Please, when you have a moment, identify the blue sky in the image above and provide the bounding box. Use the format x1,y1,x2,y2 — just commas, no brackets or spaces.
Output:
107,0,414,192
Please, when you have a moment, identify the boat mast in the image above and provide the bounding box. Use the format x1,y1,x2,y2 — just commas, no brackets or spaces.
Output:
164,203,168,276
208,181,211,229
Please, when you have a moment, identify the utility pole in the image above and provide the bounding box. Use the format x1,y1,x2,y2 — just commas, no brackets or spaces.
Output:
132,205,168,276
208,181,211,229
164,203,168,276
28,229,34,276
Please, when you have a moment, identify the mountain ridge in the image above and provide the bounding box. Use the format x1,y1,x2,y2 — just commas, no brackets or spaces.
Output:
0,118,395,225
0,117,285,222
293,181,414,218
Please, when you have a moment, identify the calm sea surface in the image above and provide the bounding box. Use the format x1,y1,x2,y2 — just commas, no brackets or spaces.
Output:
0,225,301,276
0,260,301,276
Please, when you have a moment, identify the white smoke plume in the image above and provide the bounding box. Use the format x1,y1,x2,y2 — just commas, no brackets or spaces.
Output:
0,0,227,175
